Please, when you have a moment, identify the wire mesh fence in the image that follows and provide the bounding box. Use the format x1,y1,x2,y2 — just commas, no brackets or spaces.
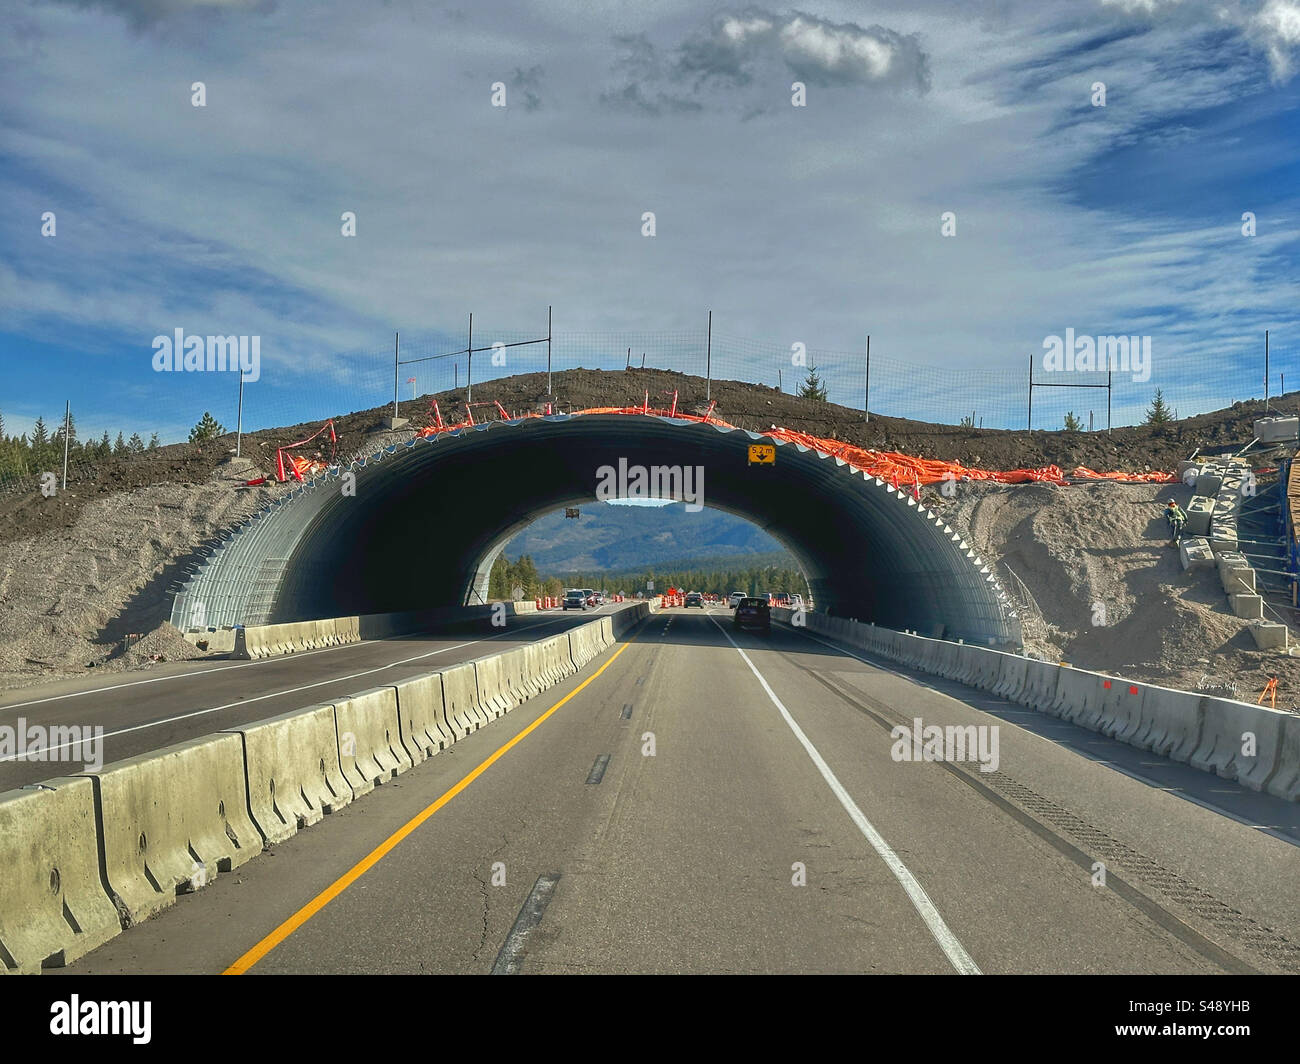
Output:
0,318,1292,499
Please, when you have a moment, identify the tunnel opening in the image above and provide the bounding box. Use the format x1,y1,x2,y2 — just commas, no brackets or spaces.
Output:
172,415,1021,648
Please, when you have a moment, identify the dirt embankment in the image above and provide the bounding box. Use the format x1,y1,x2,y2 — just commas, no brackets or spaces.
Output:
930,480,1297,709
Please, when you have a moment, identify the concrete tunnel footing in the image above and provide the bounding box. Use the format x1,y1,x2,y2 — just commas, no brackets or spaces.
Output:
170,414,1022,648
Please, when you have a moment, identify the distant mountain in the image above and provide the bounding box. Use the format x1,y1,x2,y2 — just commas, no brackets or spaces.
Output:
504,502,792,572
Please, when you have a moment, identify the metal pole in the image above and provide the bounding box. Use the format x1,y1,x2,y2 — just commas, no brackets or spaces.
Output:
706,311,712,402
1027,353,1032,430
547,305,552,396
779,368,783,392
1265,329,1270,408
865,335,870,422
236,372,244,458
393,332,399,418
61,399,70,489
626,348,631,369
1107,369,1112,435
467,312,473,403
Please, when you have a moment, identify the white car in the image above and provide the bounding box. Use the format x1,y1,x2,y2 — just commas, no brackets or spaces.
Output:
728,591,746,609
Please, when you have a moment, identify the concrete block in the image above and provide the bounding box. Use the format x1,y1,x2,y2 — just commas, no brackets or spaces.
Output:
0,778,121,973
225,704,353,845
993,654,1029,700
1209,523,1238,552
332,686,412,797
87,733,260,926
1194,470,1223,496
1249,621,1289,650
1256,416,1299,443
1230,593,1264,619
1179,537,1214,571
1185,496,1214,536
1096,676,1147,743
1220,565,1256,594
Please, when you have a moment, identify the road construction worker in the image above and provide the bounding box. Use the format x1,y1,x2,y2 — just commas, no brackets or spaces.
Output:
1165,500,1187,542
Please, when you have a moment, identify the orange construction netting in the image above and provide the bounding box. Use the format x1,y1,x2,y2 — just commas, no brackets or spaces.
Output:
411,402,1179,486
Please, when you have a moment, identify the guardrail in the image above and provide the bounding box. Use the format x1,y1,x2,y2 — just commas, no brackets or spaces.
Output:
0,602,651,974
773,607,1300,805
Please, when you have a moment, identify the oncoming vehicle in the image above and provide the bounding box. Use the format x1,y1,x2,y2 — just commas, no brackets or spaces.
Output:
685,592,703,608
727,591,746,609
733,597,771,634
563,589,588,611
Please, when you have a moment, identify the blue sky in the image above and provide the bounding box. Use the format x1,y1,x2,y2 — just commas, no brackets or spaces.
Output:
3,0,1300,443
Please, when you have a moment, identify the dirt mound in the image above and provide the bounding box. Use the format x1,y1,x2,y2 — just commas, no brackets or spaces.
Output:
930,480,1297,709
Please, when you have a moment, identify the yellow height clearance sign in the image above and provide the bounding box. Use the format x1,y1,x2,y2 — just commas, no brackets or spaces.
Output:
748,444,776,465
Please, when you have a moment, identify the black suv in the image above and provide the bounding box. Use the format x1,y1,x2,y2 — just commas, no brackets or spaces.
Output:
684,592,703,607
732,597,771,634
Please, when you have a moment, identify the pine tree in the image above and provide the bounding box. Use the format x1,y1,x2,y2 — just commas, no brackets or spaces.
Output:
127,432,145,454
148,432,160,450
114,431,127,456
1145,389,1173,425
98,431,111,458
31,416,49,449
1064,411,1084,432
797,364,828,402
189,411,226,443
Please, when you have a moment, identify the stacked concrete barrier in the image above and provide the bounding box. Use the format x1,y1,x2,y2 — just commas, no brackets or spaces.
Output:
569,620,606,670
440,662,486,739
235,603,541,660
1129,687,1204,762
1017,659,1062,713
1047,667,1105,726
475,654,518,718
1097,678,1148,745
1191,698,1286,789
225,705,354,845
1269,716,1300,801
542,633,575,684
88,733,261,926
393,673,453,761
993,654,1029,700
499,645,542,702
333,686,413,797
0,778,122,973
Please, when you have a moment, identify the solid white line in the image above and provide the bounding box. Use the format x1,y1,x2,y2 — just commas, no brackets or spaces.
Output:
786,627,1300,850
709,616,981,975
0,610,594,762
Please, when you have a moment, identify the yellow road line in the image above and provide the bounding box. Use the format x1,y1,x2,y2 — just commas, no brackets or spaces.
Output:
223,637,637,974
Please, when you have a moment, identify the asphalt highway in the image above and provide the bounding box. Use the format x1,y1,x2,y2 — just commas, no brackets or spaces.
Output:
58,606,1300,975
0,604,620,791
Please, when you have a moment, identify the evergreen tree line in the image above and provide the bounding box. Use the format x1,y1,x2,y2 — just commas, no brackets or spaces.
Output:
488,552,809,602
0,409,226,483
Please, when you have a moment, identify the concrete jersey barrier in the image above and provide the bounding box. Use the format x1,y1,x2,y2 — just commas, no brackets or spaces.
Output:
86,732,261,926
332,686,413,797
0,778,122,973
224,704,354,845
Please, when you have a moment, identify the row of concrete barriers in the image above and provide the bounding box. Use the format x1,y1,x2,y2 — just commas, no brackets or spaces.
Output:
0,603,651,974
232,601,541,659
773,608,1300,804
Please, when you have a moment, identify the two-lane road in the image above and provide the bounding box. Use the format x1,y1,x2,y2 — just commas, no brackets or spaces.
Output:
0,605,619,790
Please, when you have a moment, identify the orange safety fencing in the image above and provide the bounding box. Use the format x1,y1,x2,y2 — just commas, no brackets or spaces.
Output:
407,401,1179,487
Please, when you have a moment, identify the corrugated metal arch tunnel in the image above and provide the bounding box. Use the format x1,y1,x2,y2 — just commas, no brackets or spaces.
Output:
171,414,1022,648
